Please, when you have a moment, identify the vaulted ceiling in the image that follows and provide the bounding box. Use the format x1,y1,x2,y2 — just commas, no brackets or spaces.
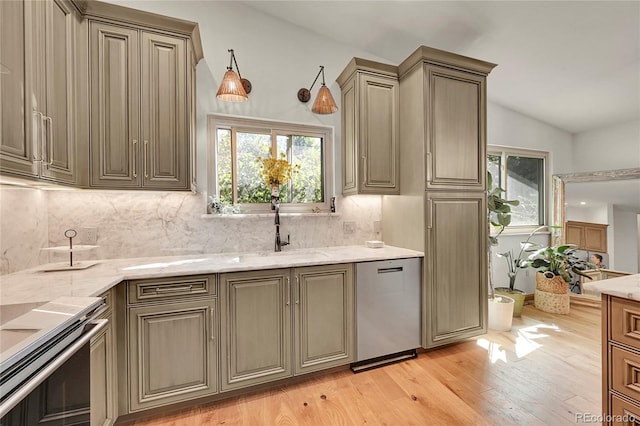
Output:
242,1,640,135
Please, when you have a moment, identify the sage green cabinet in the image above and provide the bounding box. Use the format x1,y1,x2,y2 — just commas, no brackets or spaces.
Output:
125,275,218,413
424,65,487,191
293,264,354,375
91,289,117,426
0,0,77,184
220,264,354,391
424,191,487,347
337,58,399,195
382,46,496,349
89,22,190,190
219,269,292,392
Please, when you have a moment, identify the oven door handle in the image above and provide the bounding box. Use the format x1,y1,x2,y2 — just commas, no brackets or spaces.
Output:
0,319,108,418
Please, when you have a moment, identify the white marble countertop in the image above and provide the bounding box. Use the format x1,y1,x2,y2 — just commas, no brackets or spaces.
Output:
0,245,424,306
582,273,640,300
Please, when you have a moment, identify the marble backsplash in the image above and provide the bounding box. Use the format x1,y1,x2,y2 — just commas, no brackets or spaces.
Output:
0,186,49,274
27,190,382,269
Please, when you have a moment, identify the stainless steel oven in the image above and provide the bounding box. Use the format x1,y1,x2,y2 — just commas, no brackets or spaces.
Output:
0,297,106,425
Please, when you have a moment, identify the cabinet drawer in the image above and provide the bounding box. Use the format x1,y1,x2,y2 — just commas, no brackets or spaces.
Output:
611,297,640,348
612,346,640,402
128,275,215,304
610,394,640,425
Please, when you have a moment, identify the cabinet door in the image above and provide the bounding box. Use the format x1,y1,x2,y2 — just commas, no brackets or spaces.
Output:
341,76,357,194
293,264,354,375
91,318,116,426
424,192,487,348
565,222,584,248
0,0,38,177
128,299,217,412
584,224,607,252
89,22,140,188
359,74,399,194
425,65,486,190
40,0,75,184
140,32,188,189
220,270,292,391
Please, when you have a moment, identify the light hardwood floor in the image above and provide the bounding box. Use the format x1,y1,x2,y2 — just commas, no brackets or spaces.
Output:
130,304,601,425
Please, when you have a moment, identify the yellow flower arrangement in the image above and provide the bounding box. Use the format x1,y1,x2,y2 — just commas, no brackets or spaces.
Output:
256,153,300,186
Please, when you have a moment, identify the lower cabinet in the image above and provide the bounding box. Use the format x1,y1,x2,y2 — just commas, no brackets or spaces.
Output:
125,275,218,413
91,289,117,426
220,264,354,392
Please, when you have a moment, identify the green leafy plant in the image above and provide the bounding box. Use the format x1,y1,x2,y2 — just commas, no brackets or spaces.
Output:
526,244,594,283
496,225,550,292
487,172,520,247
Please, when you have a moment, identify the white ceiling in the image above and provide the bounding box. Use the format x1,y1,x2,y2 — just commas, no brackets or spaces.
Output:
241,1,640,134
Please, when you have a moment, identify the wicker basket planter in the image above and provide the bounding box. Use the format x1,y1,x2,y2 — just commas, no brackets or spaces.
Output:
534,288,570,314
534,272,570,314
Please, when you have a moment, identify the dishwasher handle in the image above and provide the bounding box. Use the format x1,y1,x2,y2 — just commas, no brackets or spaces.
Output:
377,267,403,274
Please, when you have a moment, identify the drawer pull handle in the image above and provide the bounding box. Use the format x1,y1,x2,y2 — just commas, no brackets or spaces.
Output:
154,285,193,294
378,267,403,274
210,306,215,341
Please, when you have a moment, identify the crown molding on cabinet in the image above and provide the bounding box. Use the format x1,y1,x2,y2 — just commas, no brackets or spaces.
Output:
398,45,497,79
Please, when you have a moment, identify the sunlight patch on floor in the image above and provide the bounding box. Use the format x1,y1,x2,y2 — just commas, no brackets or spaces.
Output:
478,323,561,363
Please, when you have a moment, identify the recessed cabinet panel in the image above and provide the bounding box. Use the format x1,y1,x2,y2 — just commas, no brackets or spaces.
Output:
426,65,485,190
361,76,398,191
41,0,75,183
141,32,187,188
341,78,357,193
294,264,354,374
220,270,292,391
128,300,217,412
424,192,487,347
0,0,35,175
90,22,140,187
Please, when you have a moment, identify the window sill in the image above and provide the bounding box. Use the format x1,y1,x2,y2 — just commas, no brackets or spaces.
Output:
201,212,341,219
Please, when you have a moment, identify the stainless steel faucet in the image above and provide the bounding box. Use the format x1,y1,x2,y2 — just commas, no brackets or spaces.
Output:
274,201,290,252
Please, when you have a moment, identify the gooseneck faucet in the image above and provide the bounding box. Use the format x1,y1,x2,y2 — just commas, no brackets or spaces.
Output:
274,201,290,252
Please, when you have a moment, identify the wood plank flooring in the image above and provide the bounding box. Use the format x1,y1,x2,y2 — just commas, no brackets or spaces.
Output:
129,304,601,425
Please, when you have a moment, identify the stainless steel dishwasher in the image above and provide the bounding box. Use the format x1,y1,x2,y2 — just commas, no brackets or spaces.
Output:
353,257,421,371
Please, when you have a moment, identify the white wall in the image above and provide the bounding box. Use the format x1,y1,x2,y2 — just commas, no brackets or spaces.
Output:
572,119,640,172
612,206,639,273
487,102,574,293
566,204,609,223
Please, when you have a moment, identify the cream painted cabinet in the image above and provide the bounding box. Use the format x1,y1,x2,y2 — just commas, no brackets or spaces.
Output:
220,265,354,391
125,275,217,413
424,192,487,347
424,65,486,190
293,264,354,375
219,269,292,391
337,58,399,195
0,0,77,184
89,22,190,190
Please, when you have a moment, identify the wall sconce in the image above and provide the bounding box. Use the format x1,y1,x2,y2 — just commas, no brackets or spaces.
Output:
216,49,252,102
297,65,338,114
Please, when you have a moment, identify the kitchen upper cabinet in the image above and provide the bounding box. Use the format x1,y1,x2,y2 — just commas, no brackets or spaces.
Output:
89,21,191,190
565,220,608,253
0,0,77,184
219,269,292,392
424,191,487,348
293,264,354,375
337,58,399,195
425,65,486,190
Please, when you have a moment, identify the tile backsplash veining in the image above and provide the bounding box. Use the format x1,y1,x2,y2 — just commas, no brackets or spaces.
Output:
43,190,382,266
0,186,49,275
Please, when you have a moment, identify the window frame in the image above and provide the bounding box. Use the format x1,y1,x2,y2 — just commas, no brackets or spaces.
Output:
207,114,334,214
488,145,549,231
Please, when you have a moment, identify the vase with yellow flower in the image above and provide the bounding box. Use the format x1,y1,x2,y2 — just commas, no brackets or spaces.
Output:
256,153,300,208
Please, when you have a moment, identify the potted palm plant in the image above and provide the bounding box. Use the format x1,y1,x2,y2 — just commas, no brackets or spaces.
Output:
526,244,594,314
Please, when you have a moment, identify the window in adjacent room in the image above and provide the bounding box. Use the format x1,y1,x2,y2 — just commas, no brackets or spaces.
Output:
487,147,547,227
208,115,333,213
